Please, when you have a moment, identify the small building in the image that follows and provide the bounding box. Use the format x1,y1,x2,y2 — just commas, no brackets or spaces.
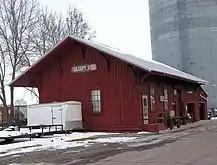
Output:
0,105,27,127
9,36,210,132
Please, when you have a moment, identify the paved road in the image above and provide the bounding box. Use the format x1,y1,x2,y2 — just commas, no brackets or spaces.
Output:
1,120,217,165
87,120,217,165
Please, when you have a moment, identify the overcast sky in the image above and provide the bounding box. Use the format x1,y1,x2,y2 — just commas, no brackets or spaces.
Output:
39,0,152,59
14,0,152,104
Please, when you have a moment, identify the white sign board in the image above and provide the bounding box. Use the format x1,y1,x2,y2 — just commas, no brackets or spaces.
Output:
160,96,168,102
160,96,164,102
71,64,97,73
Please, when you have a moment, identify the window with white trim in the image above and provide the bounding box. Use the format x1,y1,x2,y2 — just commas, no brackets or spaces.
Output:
91,90,101,112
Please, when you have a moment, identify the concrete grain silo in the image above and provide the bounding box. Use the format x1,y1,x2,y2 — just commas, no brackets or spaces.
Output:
149,0,217,108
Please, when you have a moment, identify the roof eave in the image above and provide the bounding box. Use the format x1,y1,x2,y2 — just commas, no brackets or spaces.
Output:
9,35,212,88
9,36,72,87
151,71,212,85
199,82,215,86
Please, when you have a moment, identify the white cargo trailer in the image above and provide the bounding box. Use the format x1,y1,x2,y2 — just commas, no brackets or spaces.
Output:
27,101,83,130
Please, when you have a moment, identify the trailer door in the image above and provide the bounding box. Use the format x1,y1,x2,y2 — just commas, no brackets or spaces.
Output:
51,106,63,125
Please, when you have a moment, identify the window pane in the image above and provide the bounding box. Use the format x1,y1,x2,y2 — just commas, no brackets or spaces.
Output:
91,90,101,112
93,103,101,112
94,102,98,108
94,90,97,96
91,95,95,101
97,101,101,108
92,102,97,110
91,90,95,95
97,90,100,96
94,106,99,112
92,95,96,100
143,98,147,106
97,95,100,101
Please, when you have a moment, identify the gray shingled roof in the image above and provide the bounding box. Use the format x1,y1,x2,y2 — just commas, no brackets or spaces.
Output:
71,36,211,85
10,36,212,86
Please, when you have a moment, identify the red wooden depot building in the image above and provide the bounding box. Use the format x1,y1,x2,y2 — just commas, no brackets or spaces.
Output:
10,36,211,132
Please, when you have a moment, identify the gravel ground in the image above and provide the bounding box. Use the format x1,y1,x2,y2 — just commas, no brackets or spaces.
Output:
88,120,217,165
0,120,213,165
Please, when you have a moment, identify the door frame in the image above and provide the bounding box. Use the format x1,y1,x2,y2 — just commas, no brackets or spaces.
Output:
141,94,149,124
187,102,196,122
198,102,206,120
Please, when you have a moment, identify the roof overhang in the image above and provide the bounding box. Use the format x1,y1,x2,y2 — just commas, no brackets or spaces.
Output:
9,35,213,88
150,70,213,86
9,37,73,87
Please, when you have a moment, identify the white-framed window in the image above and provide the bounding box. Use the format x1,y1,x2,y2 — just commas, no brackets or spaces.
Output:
91,89,101,112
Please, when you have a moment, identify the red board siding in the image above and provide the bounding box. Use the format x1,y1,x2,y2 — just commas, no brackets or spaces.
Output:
39,43,142,131
36,41,207,132
138,76,207,125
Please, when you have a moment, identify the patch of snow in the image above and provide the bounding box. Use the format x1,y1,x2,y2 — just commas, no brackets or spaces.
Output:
91,137,137,143
0,138,84,157
0,127,61,138
136,131,151,135
0,132,124,157
0,130,27,138
1,132,162,157
211,117,217,120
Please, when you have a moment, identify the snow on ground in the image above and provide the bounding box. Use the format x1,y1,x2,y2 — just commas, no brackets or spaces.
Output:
0,132,139,157
211,117,217,120
91,137,137,143
136,131,151,135
0,127,63,138
0,130,25,138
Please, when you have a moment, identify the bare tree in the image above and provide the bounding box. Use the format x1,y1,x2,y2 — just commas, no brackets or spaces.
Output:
0,0,40,124
29,8,66,58
15,98,27,106
24,8,66,99
66,5,96,40
0,0,96,122
27,5,96,99
24,87,39,100
30,5,96,58
0,46,8,114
